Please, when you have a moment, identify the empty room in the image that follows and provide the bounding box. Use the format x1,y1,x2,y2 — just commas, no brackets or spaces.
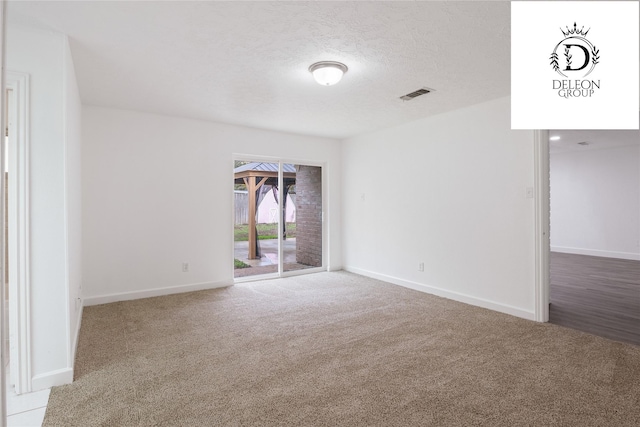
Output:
1,1,639,426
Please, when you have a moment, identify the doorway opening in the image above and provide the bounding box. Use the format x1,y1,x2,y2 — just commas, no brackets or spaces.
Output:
233,159,324,280
547,129,640,346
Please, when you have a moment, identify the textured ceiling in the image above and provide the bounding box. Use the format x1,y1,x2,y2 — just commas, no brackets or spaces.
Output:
8,1,512,139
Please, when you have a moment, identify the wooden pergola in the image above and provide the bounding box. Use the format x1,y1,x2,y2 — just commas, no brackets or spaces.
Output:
234,163,296,259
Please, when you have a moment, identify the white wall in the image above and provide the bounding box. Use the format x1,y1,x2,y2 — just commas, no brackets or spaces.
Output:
6,25,80,389
63,37,83,361
82,107,341,302
342,97,537,319
551,144,640,260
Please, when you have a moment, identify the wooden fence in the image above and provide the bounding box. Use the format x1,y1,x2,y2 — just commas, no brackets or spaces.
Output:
234,190,249,225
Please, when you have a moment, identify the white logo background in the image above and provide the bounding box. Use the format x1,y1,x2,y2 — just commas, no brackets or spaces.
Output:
511,1,639,129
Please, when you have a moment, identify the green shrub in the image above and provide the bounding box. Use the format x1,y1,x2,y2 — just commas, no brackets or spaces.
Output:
234,259,251,269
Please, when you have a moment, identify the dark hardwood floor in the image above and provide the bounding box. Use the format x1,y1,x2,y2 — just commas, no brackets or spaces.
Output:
549,252,640,346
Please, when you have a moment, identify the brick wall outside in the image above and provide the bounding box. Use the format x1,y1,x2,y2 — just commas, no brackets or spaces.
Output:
295,165,322,267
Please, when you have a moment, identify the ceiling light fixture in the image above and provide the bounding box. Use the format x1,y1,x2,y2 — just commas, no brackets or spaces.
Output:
549,136,561,141
309,61,348,86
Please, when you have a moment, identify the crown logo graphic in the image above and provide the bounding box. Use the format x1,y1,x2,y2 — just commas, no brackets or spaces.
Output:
550,22,599,78
561,22,590,37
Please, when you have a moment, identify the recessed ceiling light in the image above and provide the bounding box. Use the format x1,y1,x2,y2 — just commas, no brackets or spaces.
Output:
309,61,348,86
549,136,561,141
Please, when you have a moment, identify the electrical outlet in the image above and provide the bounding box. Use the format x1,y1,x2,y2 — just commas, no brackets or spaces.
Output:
418,262,424,272
182,262,189,272
526,187,534,199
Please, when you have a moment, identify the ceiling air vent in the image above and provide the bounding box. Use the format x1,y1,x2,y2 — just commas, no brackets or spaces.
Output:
400,87,434,101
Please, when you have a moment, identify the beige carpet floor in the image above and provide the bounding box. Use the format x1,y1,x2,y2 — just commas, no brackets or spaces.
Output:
44,271,640,426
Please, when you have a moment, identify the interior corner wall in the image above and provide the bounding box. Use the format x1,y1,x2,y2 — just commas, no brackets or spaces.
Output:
6,24,74,388
63,36,83,361
550,144,640,260
81,107,342,302
341,97,537,320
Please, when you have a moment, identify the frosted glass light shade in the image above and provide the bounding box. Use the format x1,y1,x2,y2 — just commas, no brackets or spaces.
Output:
309,61,348,86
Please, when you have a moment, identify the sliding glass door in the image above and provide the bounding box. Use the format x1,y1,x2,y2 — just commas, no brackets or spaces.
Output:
233,160,323,280
282,164,322,273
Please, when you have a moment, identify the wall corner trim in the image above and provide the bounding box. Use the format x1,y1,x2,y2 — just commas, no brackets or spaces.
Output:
343,266,536,321
71,304,83,365
533,129,550,323
83,280,232,306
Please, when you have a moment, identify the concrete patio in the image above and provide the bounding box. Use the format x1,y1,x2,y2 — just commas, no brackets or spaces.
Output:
234,238,317,278
234,238,297,267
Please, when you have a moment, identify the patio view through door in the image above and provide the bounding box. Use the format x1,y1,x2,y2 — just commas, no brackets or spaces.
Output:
233,160,323,280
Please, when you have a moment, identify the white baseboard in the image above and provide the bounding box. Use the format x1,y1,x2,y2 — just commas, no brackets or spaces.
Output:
551,246,640,261
343,266,535,321
83,280,232,306
31,368,73,391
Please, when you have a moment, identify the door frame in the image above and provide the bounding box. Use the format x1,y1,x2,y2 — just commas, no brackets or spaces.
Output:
533,129,550,322
5,71,32,394
231,154,327,282
0,3,6,421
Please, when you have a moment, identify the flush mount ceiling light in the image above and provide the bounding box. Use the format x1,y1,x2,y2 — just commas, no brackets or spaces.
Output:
309,61,348,86
549,136,561,141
